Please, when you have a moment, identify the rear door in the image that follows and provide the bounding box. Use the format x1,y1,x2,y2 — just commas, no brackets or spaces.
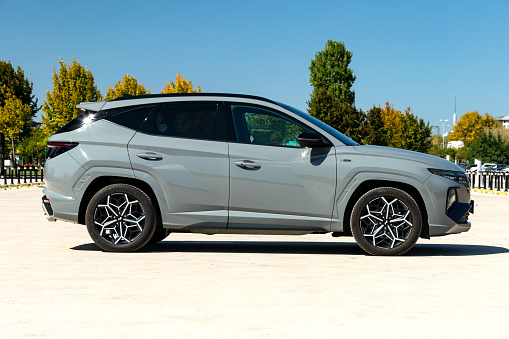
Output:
128,102,229,228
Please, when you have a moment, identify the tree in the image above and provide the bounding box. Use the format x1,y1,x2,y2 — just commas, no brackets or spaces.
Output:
161,73,201,93
42,58,102,136
307,87,365,142
484,125,509,143
379,102,404,148
470,131,509,164
448,111,501,142
400,108,432,153
378,102,431,153
309,40,356,105
18,126,47,165
0,88,33,167
104,74,150,100
0,61,38,137
362,106,389,146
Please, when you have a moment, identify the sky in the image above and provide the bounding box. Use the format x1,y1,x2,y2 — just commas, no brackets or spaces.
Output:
1,0,508,134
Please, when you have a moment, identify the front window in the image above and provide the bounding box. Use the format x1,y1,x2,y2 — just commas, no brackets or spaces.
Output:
231,105,310,147
276,102,359,146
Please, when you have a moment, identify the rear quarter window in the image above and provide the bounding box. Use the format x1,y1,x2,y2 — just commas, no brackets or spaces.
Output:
155,103,220,140
105,105,155,130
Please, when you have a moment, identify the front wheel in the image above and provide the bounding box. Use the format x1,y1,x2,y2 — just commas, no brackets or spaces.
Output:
350,187,422,256
85,184,157,252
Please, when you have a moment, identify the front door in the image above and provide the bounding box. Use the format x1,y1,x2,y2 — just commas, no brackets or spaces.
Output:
227,104,337,230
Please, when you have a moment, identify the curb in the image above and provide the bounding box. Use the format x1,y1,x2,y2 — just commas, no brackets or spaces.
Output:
1,183,45,190
472,188,508,196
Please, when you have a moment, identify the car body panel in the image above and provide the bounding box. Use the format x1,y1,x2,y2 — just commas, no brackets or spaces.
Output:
128,131,230,228
228,143,336,229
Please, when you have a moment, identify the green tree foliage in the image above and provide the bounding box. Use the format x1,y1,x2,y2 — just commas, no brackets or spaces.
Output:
309,40,356,105
104,74,150,100
0,88,33,166
162,73,201,93
470,131,509,164
0,60,38,138
17,126,47,165
42,58,102,136
378,102,431,152
400,108,432,153
484,125,509,143
362,106,389,146
307,87,365,142
448,111,501,142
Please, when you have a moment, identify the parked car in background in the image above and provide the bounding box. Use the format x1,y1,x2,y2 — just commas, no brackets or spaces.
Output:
482,163,497,171
494,164,509,172
462,164,477,172
42,93,473,256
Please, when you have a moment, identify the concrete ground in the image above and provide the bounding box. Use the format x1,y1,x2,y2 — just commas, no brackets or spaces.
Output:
1,188,508,338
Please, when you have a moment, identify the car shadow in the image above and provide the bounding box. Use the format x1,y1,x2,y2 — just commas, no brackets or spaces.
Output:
71,241,509,256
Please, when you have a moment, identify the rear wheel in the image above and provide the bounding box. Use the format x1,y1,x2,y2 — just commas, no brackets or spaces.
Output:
85,184,156,252
350,187,422,256
148,227,170,244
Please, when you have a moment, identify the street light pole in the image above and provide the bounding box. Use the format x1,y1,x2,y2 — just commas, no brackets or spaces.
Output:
440,119,450,149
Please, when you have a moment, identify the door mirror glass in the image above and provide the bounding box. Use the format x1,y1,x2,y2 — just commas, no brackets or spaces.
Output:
298,131,331,148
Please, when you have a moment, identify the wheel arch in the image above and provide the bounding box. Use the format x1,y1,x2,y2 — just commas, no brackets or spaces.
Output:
342,179,430,239
78,176,162,226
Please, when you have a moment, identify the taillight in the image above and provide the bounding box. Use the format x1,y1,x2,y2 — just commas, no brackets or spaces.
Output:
47,142,78,159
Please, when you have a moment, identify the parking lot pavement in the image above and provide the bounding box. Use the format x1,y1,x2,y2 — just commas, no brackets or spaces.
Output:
0,188,508,338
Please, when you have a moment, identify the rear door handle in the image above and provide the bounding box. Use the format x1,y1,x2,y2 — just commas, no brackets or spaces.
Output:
234,160,261,170
136,153,163,160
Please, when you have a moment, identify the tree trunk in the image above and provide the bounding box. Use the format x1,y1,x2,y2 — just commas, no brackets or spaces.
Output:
0,133,4,176
11,137,16,168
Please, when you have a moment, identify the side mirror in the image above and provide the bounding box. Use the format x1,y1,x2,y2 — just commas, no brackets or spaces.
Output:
297,131,332,148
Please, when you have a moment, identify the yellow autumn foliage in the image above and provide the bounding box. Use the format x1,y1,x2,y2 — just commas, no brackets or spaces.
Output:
104,74,150,100
161,73,201,94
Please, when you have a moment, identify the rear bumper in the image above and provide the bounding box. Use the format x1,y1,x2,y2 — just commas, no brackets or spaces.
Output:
42,195,56,222
41,188,80,223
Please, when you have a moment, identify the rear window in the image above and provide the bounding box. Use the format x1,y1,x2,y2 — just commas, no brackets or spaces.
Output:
105,105,154,130
54,110,106,134
54,105,154,135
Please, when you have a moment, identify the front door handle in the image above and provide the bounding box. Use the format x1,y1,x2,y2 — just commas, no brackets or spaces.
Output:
136,153,163,161
234,160,261,170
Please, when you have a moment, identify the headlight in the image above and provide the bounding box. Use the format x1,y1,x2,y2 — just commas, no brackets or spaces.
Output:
428,168,459,181
428,168,470,191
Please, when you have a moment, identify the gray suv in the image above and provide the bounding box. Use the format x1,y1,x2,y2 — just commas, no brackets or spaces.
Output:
42,93,473,255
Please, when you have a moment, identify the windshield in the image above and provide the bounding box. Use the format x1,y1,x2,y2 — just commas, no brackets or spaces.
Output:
276,102,359,146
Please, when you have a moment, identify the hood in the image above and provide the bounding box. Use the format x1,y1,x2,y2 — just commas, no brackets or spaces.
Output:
353,145,463,172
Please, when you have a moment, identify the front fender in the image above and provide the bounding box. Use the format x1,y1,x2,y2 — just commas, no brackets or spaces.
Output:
331,171,436,233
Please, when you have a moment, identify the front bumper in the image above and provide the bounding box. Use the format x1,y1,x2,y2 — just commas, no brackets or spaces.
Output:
429,199,474,236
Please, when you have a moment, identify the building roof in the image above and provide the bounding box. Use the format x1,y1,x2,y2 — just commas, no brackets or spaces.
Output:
495,115,509,121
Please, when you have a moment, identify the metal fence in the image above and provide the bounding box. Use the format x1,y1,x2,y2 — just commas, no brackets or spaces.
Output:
1,165,44,187
468,171,509,192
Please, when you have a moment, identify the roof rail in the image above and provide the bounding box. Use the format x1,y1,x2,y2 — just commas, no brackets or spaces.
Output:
109,92,276,104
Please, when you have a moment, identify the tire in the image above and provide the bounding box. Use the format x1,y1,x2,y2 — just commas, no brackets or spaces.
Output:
85,184,157,252
350,187,422,256
147,227,170,245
